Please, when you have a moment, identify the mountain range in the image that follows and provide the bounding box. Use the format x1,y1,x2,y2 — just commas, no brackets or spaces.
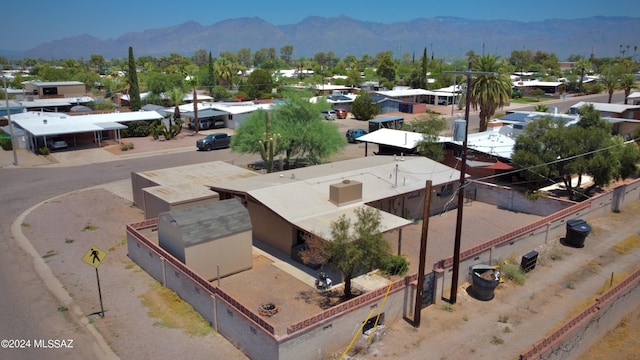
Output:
4,15,640,61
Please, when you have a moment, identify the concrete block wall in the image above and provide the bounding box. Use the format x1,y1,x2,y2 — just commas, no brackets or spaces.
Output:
468,181,574,216
520,269,640,360
278,285,410,360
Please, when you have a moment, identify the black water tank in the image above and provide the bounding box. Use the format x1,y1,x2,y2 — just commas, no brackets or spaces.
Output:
565,219,591,248
470,264,500,301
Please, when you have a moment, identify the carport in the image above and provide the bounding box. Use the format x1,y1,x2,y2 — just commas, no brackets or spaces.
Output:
356,128,424,156
11,111,162,152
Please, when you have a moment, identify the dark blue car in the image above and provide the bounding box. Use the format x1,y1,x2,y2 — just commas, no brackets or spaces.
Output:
346,128,367,143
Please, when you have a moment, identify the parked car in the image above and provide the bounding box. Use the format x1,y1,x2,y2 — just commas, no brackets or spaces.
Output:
47,139,68,150
196,133,231,151
346,128,368,143
188,118,225,130
321,110,337,120
335,109,348,119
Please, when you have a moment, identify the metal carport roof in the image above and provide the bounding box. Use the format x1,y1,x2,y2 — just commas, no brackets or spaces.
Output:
12,111,162,137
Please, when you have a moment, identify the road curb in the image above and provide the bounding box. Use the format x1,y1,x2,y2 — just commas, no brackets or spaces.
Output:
11,191,120,360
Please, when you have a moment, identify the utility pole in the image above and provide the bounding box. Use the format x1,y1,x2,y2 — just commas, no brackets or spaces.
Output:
2,76,18,166
443,63,497,304
414,180,432,327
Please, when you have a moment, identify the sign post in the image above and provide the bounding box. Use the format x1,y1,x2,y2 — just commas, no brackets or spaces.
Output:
82,246,107,317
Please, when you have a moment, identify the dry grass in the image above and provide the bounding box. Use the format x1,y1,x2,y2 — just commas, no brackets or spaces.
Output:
579,308,640,360
612,234,640,255
139,281,212,336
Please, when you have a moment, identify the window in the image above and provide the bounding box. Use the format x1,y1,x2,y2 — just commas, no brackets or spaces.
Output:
42,87,58,95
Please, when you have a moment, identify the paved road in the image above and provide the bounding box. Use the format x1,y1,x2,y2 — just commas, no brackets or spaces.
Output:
0,150,255,359
0,91,629,359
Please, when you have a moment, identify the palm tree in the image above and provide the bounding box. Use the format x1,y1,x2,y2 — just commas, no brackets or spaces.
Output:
600,68,620,104
470,54,512,132
573,58,591,94
167,87,186,128
215,58,235,87
620,74,637,104
534,104,549,112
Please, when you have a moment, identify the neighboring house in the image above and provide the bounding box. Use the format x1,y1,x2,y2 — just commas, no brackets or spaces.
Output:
569,102,640,138
131,161,259,219
570,101,640,119
0,100,23,119
23,81,86,99
11,110,162,152
158,199,252,280
209,156,464,261
18,96,94,113
512,79,565,95
628,91,640,105
358,127,516,179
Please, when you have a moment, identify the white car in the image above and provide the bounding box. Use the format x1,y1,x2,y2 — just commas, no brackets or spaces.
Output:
48,140,68,150
321,110,337,120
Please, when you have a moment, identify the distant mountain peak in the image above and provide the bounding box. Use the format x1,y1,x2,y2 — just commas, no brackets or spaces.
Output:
8,16,640,60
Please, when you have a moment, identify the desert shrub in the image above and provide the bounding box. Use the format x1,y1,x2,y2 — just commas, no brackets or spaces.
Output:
382,255,409,276
499,263,527,285
120,142,134,151
38,147,50,155
0,137,12,150
122,120,151,137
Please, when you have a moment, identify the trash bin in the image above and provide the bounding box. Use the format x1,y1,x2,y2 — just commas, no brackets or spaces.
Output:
470,264,501,301
565,219,591,248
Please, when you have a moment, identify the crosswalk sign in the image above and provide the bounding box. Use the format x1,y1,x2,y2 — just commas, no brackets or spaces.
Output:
82,246,107,268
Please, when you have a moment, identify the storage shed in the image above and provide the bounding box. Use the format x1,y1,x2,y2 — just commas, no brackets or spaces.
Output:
158,199,253,280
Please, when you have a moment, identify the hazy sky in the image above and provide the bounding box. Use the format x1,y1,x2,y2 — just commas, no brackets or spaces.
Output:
3,0,634,51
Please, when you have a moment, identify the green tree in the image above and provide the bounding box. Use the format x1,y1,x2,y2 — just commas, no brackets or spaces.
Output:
193,49,208,66
573,58,591,94
300,207,390,298
231,91,346,167
345,66,361,88
243,69,273,99
470,54,512,132
512,104,639,200
376,51,396,88
167,87,186,129
280,45,294,65
214,58,235,87
530,88,545,101
403,113,447,161
127,47,141,111
237,48,252,69
534,104,549,112
599,70,619,104
89,54,106,72
205,52,216,93
419,47,428,89
350,92,380,120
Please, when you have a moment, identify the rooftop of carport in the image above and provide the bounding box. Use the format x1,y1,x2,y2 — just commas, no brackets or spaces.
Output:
11,111,162,137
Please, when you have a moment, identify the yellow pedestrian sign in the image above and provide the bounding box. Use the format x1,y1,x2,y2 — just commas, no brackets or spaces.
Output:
82,246,107,268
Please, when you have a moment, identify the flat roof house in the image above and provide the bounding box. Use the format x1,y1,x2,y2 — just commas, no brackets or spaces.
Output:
209,156,464,261
23,81,86,99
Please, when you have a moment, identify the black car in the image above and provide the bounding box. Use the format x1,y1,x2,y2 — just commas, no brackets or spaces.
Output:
196,133,231,151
